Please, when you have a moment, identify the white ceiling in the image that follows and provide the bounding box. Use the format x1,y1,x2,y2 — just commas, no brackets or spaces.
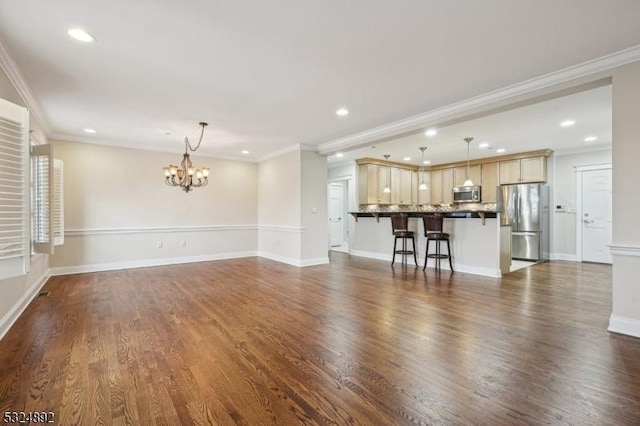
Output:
332,84,612,167
0,1,639,161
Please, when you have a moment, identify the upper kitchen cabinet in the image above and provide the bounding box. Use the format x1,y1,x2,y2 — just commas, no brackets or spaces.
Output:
358,163,389,204
431,168,455,204
481,162,499,203
499,154,549,184
390,167,415,204
454,165,482,188
357,158,418,204
417,170,431,205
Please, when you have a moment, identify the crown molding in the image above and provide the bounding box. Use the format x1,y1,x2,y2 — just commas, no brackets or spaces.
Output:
51,133,261,163
316,45,640,155
257,143,317,162
0,38,51,135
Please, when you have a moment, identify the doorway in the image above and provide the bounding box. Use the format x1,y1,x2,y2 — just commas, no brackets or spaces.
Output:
328,181,349,253
576,165,612,264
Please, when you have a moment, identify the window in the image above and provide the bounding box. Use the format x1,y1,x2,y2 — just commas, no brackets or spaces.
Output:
0,97,30,280
30,143,63,254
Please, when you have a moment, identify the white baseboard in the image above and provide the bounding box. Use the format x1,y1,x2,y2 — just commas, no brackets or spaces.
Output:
49,251,258,276
350,249,420,266
350,250,500,277
0,271,51,341
257,252,330,268
608,315,640,339
300,257,330,267
550,253,579,261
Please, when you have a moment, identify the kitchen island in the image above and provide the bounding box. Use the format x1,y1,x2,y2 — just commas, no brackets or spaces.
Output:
348,204,510,277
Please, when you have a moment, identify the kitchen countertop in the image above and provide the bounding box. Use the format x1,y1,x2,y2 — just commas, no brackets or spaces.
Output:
349,204,499,224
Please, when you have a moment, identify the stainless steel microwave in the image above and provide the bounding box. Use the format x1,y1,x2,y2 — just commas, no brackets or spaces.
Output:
452,185,481,203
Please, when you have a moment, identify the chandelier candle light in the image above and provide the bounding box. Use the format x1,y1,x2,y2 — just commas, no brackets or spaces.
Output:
163,122,210,193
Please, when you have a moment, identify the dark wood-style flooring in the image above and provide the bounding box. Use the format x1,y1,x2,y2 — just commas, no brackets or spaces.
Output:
1,253,639,425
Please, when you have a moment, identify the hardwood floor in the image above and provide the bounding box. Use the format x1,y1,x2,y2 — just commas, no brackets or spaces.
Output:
1,254,639,425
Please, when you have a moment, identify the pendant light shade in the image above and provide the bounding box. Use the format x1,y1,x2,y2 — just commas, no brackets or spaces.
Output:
418,147,428,190
383,154,391,193
463,137,474,187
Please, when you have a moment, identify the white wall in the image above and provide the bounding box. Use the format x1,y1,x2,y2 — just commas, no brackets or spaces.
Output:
551,149,612,259
50,140,258,273
0,67,51,339
609,60,640,338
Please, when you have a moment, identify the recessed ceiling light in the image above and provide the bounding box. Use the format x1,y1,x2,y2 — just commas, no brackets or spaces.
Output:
478,142,490,148
241,150,250,154
403,157,411,161
584,136,598,142
67,28,95,43
84,128,96,134
423,160,431,165
425,128,437,137
336,108,349,116
496,148,506,153
560,120,576,127
336,153,344,158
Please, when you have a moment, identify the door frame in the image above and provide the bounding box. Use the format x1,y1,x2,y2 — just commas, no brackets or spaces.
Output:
328,181,346,247
575,163,612,262
327,177,352,250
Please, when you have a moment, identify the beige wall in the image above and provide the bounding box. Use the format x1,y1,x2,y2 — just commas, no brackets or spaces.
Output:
51,140,258,271
257,150,302,264
257,149,329,266
609,60,640,337
300,151,329,263
0,67,50,339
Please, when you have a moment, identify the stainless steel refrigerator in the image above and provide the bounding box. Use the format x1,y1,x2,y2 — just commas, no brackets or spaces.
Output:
497,183,549,261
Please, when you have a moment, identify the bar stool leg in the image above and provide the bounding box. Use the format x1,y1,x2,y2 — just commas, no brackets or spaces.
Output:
446,239,454,272
412,237,417,265
392,237,397,265
402,237,407,265
423,238,430,270
436,240,441,269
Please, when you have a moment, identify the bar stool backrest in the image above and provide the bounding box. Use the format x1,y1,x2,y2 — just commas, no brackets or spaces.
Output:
391,214,409,233
423,215,444,236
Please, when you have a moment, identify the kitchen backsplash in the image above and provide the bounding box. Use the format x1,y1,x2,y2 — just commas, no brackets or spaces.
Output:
358,203,497,212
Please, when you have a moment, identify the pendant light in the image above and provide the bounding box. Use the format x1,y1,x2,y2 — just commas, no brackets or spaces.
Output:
383,154,391,193
418,147,428,190
463,137,474,187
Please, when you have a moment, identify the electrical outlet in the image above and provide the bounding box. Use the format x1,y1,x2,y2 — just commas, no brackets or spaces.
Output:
157,241,163,248
180,239,186,247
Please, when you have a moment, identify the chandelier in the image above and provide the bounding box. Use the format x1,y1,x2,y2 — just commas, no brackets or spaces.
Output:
163,122,210,193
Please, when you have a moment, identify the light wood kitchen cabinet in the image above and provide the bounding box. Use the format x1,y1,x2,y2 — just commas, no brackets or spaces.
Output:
417,170,431,205
430,168,455,204
481,162,499,203
499,156,547,184
358,164,390,204
454,165,482,188
391,167,414,204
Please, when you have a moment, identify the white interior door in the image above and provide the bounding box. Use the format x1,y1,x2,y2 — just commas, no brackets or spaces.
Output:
581,168,612,263
328,183,344,247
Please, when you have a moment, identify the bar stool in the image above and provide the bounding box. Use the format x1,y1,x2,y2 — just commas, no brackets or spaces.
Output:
391,214,417,266
422,215,454,271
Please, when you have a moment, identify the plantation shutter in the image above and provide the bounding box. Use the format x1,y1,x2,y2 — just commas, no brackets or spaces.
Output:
31,144,53,253
0,97,30,280
53,159,64,246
